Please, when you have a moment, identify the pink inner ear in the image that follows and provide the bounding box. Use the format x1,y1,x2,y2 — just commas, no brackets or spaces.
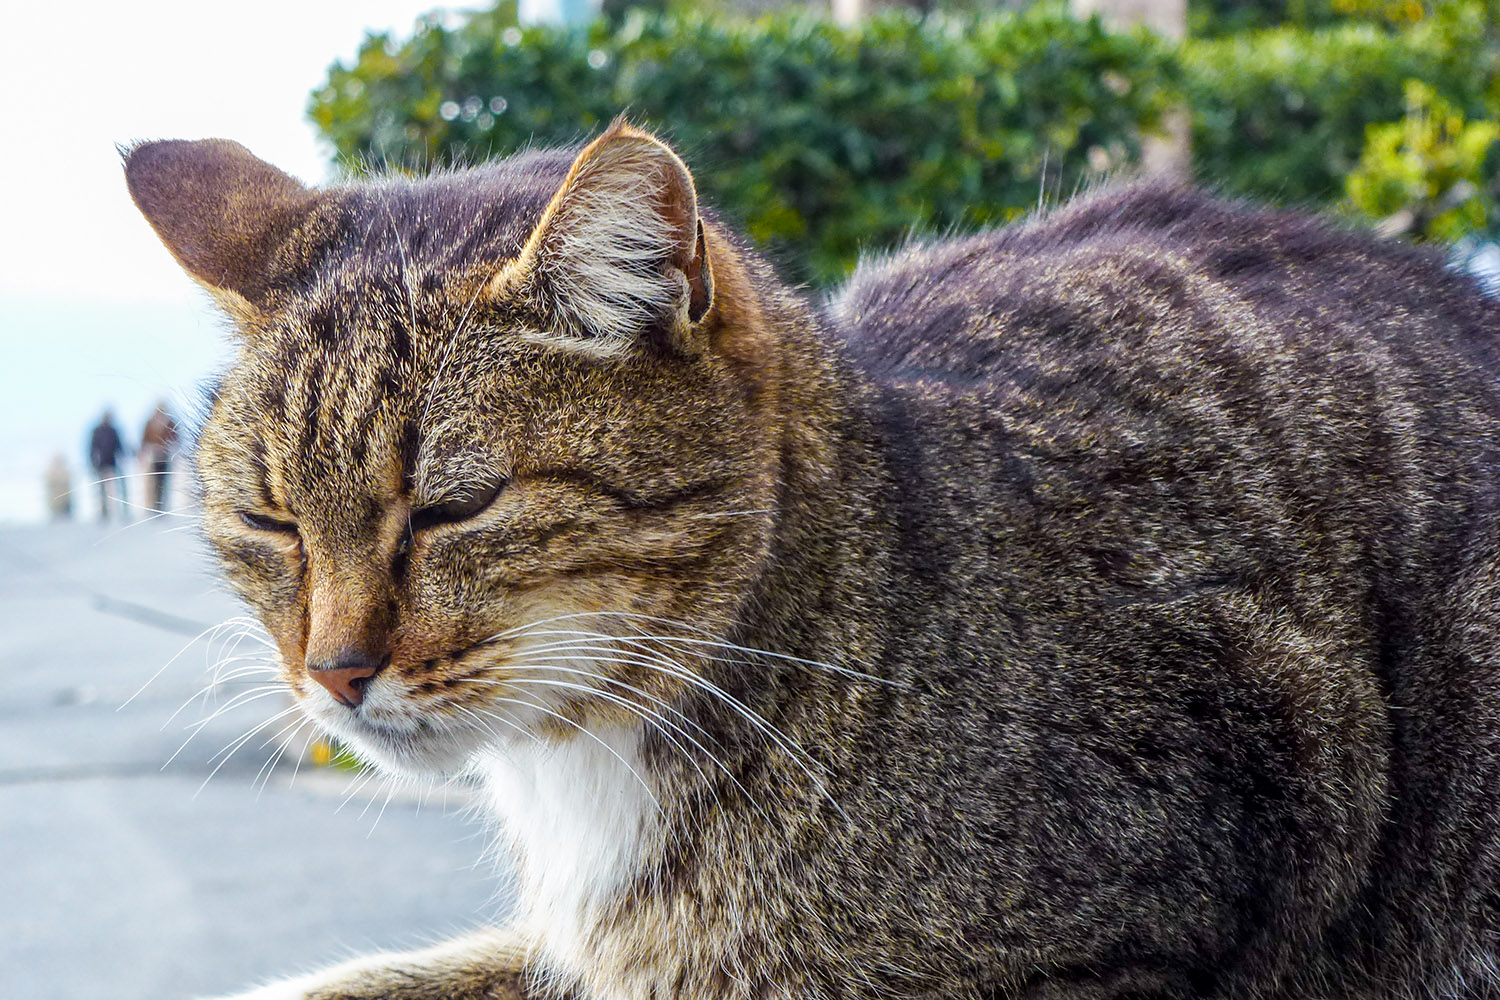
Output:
686,222,713,323
646,157,699,267
642,157,712,322
124,138,318,305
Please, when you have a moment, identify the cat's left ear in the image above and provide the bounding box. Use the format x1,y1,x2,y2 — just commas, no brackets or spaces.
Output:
500,121,713,352
123,138,319,318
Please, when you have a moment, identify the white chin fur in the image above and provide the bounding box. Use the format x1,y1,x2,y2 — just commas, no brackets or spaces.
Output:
473,723,658,976
292,682,658,981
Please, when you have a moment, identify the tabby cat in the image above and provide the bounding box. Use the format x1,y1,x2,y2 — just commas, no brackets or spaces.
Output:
125,122,1500,1000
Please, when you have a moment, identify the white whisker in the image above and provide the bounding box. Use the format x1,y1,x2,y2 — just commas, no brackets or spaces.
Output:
336,764,383,814
183,686,287,734
491,609,900,686
122,615,264,711
286,724,322,789
487,693,662,815
500,672,777,823
194,704,302,794
505,631,846,820
254,715,314,796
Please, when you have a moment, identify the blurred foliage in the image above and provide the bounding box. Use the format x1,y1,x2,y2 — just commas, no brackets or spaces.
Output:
1188,0,1353,37
310,737,365,770
1181,8,1497,207
1346,81,1500,242
1176,0,1500,248
1187,0,1464,36
310,0,1500,283
310,4,1174,284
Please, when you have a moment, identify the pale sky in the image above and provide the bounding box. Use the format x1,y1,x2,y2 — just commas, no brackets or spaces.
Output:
0,1,478,522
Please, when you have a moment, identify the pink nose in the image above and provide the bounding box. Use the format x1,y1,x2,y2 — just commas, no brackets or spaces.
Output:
307,651,384,707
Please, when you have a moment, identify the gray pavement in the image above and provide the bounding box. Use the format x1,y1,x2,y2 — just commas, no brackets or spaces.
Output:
0,515,508,999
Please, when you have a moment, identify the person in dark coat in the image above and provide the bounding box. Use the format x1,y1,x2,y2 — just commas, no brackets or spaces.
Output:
88,409,127,521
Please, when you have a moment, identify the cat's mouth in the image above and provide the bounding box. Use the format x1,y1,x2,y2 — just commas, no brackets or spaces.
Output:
295,646,565,777
292,618,676,776
306,697,486,777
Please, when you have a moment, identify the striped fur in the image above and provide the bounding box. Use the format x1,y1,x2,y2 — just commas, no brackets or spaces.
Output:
126,123,1500,1000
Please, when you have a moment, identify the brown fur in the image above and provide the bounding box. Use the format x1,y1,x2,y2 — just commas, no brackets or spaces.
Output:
126,123,1500,1000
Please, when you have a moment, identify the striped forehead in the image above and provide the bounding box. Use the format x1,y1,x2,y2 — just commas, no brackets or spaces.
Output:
246,285,425,512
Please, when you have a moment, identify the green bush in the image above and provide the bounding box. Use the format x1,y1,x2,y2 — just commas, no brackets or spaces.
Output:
1346,81,1500,242
1188,0,1352,38
310,1,1500,279
310,4,1174,285
1182,18,1494,207
1186,0,1442,38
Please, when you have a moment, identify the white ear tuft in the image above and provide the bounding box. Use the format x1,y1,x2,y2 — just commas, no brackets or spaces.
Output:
512,123,711,349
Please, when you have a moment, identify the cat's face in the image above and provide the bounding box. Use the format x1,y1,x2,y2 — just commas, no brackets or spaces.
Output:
128,125,779,775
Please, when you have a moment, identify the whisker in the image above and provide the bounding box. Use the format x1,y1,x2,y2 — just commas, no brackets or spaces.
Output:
253,714,314,796
163,689,287,768
286,724,322,789
183,685,287,733
163,669,277,730
89,499,198,546
121,616,265,711
204,662,281,683
451,702,540,750
484,652,777,814
605,612,899,686
508,632,847,820
336,766,383,814
482,674,712,783
195,704,303,794
202,703,300,765
487,693,663,815
514,634,825,765
368,775,403,837
489,610,900,687
501,674,767,820
492,657,718,744
358,772,396,822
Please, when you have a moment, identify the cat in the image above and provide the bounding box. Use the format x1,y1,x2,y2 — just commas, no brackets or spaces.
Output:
124,121,1500,1000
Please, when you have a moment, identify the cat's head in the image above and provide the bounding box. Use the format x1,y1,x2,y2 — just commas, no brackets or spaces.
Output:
125,123,783,776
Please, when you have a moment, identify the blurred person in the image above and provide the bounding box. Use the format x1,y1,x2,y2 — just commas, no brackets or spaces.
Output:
139,402,178,512
44,453,72,520
88,409,127,521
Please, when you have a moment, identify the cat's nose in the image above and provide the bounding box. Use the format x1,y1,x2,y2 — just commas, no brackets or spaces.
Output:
307,650,386,708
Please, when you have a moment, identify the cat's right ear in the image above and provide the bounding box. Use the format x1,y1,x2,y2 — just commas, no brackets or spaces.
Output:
494,121,714,355
123,139,319,317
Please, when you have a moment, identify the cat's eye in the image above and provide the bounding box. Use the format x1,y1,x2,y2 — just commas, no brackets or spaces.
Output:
410,479,507,533
239,510,298,534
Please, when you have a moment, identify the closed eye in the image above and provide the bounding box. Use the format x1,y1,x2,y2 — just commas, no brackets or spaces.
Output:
239,510,298,534
410,479,507,532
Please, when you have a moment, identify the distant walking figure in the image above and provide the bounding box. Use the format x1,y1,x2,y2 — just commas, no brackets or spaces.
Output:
44,454,72,520
140,402,178,512
88,410,127,521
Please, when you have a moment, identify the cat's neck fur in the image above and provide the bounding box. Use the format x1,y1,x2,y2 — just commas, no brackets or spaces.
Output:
473,240,894,990
474,725,659,974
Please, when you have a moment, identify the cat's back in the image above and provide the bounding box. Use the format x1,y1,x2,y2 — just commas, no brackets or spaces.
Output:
827,180,1499,391
821,179,1500,656
816,184,1500,1000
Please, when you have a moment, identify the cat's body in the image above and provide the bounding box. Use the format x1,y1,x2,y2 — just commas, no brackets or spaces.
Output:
125,125,1500,1000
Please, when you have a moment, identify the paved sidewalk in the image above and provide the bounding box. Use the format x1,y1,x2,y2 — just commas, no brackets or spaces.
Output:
0,517,506,1000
